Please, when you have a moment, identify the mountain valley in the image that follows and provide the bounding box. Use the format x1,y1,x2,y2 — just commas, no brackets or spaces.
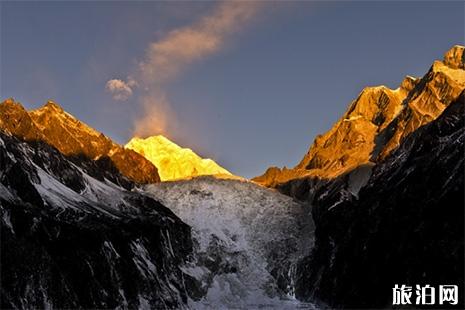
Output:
1,45,464,309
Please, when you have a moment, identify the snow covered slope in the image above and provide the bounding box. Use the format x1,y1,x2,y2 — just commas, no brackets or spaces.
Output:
142,176,316,309
0,131,197,309
126,135,232,181
0,128,317,309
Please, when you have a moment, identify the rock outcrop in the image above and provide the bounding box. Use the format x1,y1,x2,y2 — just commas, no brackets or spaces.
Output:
294,92,464,308
254,45,465,187
0,100,160,185
252,45,465,309
0,131,199,309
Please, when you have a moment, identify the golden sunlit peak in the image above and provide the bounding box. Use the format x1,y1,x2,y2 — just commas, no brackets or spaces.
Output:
125,135,232,181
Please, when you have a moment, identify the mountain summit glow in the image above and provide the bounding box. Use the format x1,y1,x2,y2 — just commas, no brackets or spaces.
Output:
0,99,160,184
254,45,465,186
125,135,232,181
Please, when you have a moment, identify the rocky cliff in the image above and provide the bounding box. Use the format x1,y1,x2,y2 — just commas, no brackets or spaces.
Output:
0,96,319,309
0,130,200,309
294,92,464,308
0,99,317,308
254,45,465,187
253,45,465,309
0,100,160,185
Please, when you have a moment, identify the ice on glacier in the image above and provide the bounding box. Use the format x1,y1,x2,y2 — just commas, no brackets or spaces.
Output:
142,176,317,309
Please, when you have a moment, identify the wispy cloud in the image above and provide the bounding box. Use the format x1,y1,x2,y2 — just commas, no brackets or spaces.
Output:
133,92,175,137
138,1,263,86
106,1,264,136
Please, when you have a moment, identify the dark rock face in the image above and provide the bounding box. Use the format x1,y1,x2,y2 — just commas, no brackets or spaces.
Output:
1,200,193,309
295,94,465,308
251,46,465,308
0,132,199,309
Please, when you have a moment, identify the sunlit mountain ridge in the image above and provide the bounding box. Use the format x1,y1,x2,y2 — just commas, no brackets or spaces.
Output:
254,45,465,186
1,42,464,309
0,99,161,185
0,99,235,183
125,135,233,181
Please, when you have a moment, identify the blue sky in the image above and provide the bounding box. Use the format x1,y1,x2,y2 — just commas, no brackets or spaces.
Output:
1,1,463,178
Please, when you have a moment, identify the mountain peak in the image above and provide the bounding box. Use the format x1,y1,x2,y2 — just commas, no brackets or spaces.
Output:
1,98,27,112
125,135,233,181
30,100,116,148
291,82,406,176
43,100,64,112
2,97,18,105
443,45,464,69
134,135,174,146
255,45,465,186
0,99,160,184
399,75,419,92
0,99,44,141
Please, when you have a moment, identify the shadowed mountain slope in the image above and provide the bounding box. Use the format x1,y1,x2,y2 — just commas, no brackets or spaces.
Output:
295,91,465,308
0,131,200,309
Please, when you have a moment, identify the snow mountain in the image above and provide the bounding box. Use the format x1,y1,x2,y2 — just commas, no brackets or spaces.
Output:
254,45,465,186
0,103,316,308
1,45,463,310
0,99,160,185
295,91,465,308
251,45,465,308
0,131,197,309
126,136,233,181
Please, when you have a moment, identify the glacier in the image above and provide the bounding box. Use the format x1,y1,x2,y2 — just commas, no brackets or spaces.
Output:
142,176,317,309
0,130,319,309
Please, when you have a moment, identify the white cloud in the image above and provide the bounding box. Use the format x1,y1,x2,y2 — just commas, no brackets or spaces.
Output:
106,1,264,136
105,79,135,101
138,1,263,86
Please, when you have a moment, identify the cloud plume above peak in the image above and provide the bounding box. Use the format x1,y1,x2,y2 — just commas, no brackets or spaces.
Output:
107,1,264,136
138,1,263,85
